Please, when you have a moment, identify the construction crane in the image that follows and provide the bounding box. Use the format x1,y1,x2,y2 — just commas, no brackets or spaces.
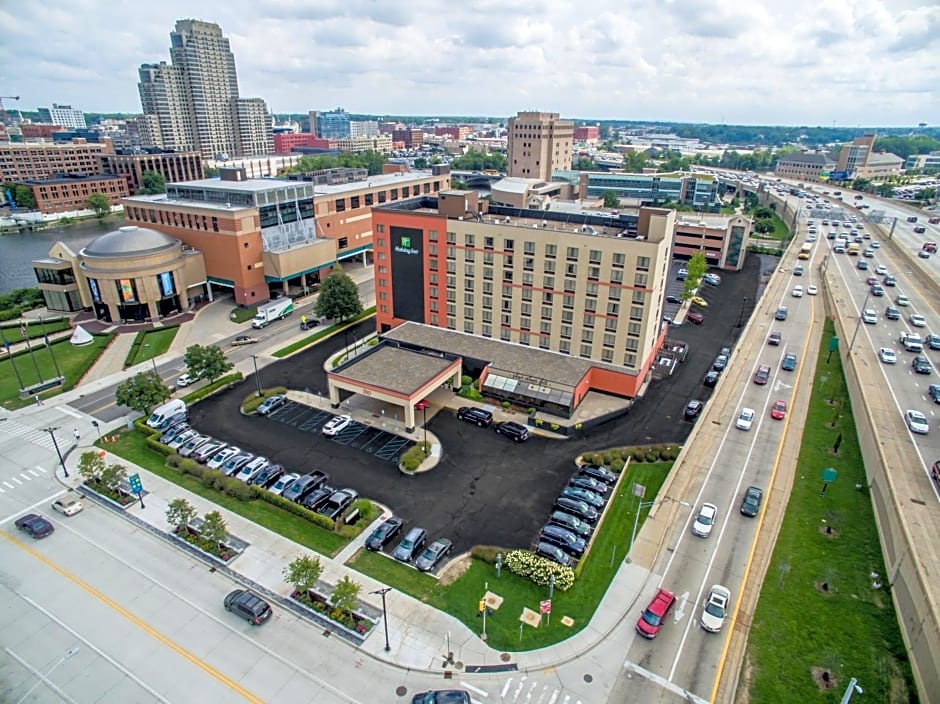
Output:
0,96,21,125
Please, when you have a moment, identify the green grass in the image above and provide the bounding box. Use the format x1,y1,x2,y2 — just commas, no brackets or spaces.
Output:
272,307,376,358
0,317,71,341
0,333,113,410
124,327,180,368
229,305,258,324
102,430,348,557
348,461,673,651
744,319,916,703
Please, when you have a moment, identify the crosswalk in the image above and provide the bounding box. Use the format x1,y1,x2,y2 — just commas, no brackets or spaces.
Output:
0,418,59,451
0,465,48,493
496,677,582,704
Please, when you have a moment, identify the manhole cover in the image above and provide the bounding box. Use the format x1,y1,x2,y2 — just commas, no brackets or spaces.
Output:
500,652,511,662
584,674,594,683
396,686,408,696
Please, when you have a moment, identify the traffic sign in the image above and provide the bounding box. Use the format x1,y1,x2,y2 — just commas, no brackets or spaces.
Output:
540,599,552,614
128,473,142,493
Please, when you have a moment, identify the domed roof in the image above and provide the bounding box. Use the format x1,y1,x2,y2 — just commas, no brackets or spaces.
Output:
82,226,179,258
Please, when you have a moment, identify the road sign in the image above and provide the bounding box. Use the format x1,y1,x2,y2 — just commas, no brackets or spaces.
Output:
128,473,142,493
540,599,551,614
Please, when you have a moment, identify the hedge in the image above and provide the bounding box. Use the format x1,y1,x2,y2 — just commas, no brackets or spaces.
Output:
241,386,287,414
504,549,576,591
181,372,244,404
470,545,510,564
253,487,336,531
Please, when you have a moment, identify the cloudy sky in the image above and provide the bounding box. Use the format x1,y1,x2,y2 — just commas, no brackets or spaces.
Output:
1,0,936,126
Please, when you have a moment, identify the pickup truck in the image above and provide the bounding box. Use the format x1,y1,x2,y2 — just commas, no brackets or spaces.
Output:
231,335,259,346
767,331,782,346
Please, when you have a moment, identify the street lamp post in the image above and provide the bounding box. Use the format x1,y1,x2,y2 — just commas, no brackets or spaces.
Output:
250,354,262,397
91,420,101,440
42,426,67,478
370,587,392,652
15,646,80,704
626,497,690,563
144,344,158,375
848,288,873,353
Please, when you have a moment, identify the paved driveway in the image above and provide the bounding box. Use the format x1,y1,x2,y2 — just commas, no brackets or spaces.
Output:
188,254,764,555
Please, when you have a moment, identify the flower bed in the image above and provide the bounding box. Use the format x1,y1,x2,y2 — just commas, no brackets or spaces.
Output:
81,480,137,508
289,587,377,637
173,526,237,562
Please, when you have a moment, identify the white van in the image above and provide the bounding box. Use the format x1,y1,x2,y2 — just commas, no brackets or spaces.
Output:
147,399,187,428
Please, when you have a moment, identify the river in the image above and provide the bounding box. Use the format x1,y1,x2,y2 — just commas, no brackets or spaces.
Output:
0,216,123,294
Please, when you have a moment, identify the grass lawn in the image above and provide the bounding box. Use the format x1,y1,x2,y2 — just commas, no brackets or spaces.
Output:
0,333,113,410
125,327,180,367
348,461,673,651
743,319,916,703
229,305,257,324
273,307,376,358
101,429,348,557
1,318,71,341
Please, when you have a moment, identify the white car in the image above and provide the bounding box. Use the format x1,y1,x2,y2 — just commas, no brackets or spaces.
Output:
861,309,877,325
736,408,755,431
322,414,353,437
269,472,300,496
909,313,926,328
691,503,718,538
878,348,897,364
176,373,196,388
875,264,887,275
236,456,269,482
871,241,880,248
207,446,240,470
701,584,731,633
52,497,84,516
905,410,930,435
896,294,909,307
791,286,803,298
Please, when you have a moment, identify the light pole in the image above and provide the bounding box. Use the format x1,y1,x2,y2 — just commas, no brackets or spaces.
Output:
144,343,158,375
250,354,262,397
370,587,392,652
848,287,873,353
15,646,80,704
626,497,690,563
42,426,67,478
91,420,101,440
840,677,863,703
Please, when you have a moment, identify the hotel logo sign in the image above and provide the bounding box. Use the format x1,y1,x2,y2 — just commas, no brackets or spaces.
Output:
394,235,420,256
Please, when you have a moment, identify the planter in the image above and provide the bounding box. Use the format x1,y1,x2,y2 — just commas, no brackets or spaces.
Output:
173,521,246,563
80,481,137,510
288,591,376,640
169,527,238,564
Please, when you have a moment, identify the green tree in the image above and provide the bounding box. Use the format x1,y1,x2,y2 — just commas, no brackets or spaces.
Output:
12,184,36,209
851,177,872,193
100,462,128,491
86,192,110,218
449,149,507,172
330,575,362,614
183,344,233,383
686,252,707,287
753,218,775,234
139,171,167,195
282,555,324,595
203,166,220,177
199,510,228,549
77,450,106,484
166,498,198,532
413,157,429,169
314,268,363,322
622,151,649,172
876,183,896,198
601,190,619,208
115,371,171,415
451,180,469,190
573,157,596,170
753,206,775,219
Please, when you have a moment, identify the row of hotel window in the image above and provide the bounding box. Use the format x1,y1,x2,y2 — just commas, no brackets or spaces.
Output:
86,272,177,304
128,207,221,232
332,181,442,212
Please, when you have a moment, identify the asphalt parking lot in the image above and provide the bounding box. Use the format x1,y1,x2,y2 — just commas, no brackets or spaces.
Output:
188,253,764,556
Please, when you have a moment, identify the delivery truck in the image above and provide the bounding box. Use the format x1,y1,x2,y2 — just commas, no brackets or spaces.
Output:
251,297,294,328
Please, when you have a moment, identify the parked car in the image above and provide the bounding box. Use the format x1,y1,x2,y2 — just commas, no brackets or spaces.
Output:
548,510,593,538
539,524,586,557
687,312,704,325
235,456,270,482
282,473,326,503
416,538,454,571
249,463,285,488
553,497,598,524
636,588,676,639
770,400,788,420
322,414,353,437
569,475,609,495
691,503,718,538
683,400,704,421
410,691,470,704
365,517,404,551
256,394,287,416
701,585,731,633
159,421,191,444
193,441,225,464
561,486,604,508
15,513,55,539
712,355,728,372
269,472,300,496
207,446,240,470
301,485,335,511
781,353,797,371
393,527,428,562
176,372,196,388
753,365,771,385
703,370,720,387
535,541,572,566
221,453,254,477
179,434,212,458
223,589,272,625
736,408,755,431
740,486,764,517
456,407,493,427
578,463,617,484
317,488,359,520
494,421,529,442
167,429,198,451
52,497,83,517
155,411,189,432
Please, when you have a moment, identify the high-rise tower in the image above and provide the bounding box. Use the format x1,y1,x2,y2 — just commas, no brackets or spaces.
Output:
506,111,574,180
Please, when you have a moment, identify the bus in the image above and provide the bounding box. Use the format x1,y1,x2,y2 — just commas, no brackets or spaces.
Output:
847,242,860,256
798,243,813,260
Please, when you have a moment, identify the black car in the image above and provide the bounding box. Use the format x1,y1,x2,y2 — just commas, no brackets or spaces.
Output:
223,589,272,625
159,421,190,444
456,407,493,428
703,370,720,388
282,473,327,503
316,488,359,520
912,356,933,375
666,295,682,304
929,384,940,404
925,334,940,351
578,463,617,484
415,538,453,572
411,691,470,704
249,463,284,488
536,541,572,566
569,475,609,495
548,510,593,538
301,485,335,511
561,486,604,508
539,524,586,557
553,497,598,523
712,355,728,372
885,306,901,320
883,275,897,287
365,517,404,551
740,486,764,517
15,513,55,539
393,526,428,562
494,421,529,442
684,399,704,420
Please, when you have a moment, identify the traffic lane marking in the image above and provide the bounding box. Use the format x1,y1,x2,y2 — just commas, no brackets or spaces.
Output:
0,489,70,526
0,529,266,704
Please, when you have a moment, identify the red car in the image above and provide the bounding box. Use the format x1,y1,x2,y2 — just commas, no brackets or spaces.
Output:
753,365,771,385
687,312,704,325
636,588,676,639
770,400,787,420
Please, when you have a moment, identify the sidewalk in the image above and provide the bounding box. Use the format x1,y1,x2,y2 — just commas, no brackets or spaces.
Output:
80,332,137,384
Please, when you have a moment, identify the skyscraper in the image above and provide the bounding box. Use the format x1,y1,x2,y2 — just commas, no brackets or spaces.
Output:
37,104,87,129
506,111,573,180
138,19,272,159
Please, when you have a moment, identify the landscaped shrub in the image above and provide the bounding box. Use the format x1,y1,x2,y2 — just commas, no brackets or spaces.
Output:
165,453,183,468
645,451,659,463
602,452,614,465
400,443,430,471
182,372,244,404
211,474,228,492
222,477,255,500
147,437,174,456
610,457,626,473
179,459,205,479
471,545,509,564
461,375,472,386
631,449,646,462
254,487,336,530
504,549,575,591
458,385,484,401
527,407,536,416
581,452,596,464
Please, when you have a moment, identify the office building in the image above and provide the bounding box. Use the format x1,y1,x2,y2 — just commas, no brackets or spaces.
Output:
434,125,472,140
857,152,904,178
0,140,113,181
24,174,128,214
507,111,573,180
313,108,351,139
905,151,940,171
233,98,274,157
333,134,393,154
19,124,66,140
552,170,721,211
137,61,197,152
274,133,331,154
574,126,599,142
836,134,876,177
36,104,86,130
350,120,379,137
773,152,836,182
370,190,674,406
101,150,203,193
391,128,424,149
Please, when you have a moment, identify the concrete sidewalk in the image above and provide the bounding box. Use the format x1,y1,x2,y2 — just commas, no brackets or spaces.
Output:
80,332,137,384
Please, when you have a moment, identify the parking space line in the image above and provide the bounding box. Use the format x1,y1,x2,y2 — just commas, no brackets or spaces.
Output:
358,429,390,453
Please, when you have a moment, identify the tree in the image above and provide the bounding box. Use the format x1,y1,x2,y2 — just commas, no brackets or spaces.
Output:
413,157,429,169
203,166,220,177
115,371,172,415
282,555,324,595
184,344,233,383
314,267,362,322
753,206,775,220
573,157,596,170
166,498,198,532
330,575,362,614
12,184,36,209
686,252,707,287
622,151,648,173
86,192,110,218
77,450,106,484
139,171,167,195
876,183,896,198
449,149,507,172
601,190,620,208
100,462,128,491
199,510,228,548
851,177,872,193
753,218,775,234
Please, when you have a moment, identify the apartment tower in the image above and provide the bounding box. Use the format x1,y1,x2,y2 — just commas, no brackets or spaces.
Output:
506,111,574,180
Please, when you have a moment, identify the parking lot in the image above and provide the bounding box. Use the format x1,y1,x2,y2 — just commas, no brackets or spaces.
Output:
187,253,764,556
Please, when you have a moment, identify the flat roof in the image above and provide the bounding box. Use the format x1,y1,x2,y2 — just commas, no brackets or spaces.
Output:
166,177,295,193
333,345,455,395
312,169,437,195
23,174,125,184
122,193,255,212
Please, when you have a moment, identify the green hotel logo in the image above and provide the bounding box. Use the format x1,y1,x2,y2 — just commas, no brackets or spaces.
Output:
401,236,411,248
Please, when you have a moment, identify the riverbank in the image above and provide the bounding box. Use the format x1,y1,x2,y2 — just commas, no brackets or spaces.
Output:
0,211,123,235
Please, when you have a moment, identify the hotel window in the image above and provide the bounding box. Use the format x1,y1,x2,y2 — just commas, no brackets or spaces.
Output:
447,231,456,244
623,353,637,367
543,275,554,289
463,248,475,261
502,284,513,298
612,252,625,268
588,266,600,280
447,247,456,260
630,306,643,320
447,303,456,315
540,321,552,334
335,198,345,212
543,259,555,274
464,292,474,305
482,324,492,337
542,292,553,305
446,261,456,274
562,310,574,324
605,318,617,332
504,239,514,251
427,229,438,241
560,325,572,339
350,195,360,208
484,267,494,280
429,296,438,307
484,252,494,264
429,244,438,256
423,183,430,193
589,249,602,264
501,299,513,313
466,279,474,291
585,283,599,297
413,185,420,196
379,278,388,288
365,193,374,205
610,269,624,284
603,333,616,348
580,344,592,358
636,255,650,271
447,317,456,329
390,188,399,200
430,313,439,325
561,294,573,310
524,241,536,255
379,291,388,300
501,313,512,325
482,296,493,309
502,269,513,282
539,336,551,349
520,332,530,345
375,224,385,233
483,310,492,323
465,234,475,246
464,321,474,333
338,237,348,249
521,302,532,316
464,305,475,318
564,279,576,293
584,314,595,328
565,262,577,277
609,287,621,301
447,276,457,288
484,236,495,250
541,306,552,320
465,263,475,276
500,328,511,342
607,302,620,316
380,305,388,313
545,243,556,258
378,252,387,260
566,246,579,261
602,349,614,363
632,291,646,304
483,281,493,294
559,341,570,354
524,257,535,271
632,271,648,287
521,289,533,302
582,328,594,342
378,191,386,203
628,322,641,336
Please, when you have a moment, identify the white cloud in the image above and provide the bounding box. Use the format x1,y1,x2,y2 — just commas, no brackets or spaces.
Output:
0,0,935,125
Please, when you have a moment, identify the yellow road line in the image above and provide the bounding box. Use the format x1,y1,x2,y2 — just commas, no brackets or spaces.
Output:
1,530,265,704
